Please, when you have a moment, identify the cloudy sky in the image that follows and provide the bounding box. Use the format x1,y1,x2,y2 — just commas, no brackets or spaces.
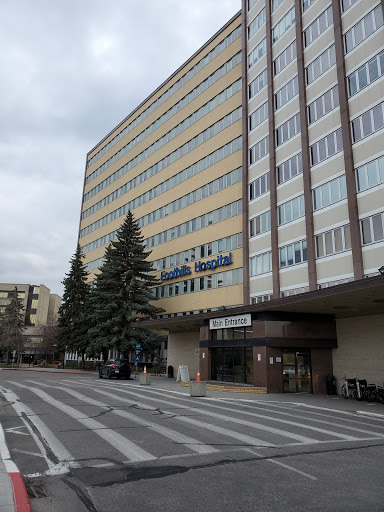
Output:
0,0,240,296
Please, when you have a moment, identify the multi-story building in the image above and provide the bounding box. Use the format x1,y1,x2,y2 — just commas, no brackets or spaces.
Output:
78,1,384,393
0,283,61,361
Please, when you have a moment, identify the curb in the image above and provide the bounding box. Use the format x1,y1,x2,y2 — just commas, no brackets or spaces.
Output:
0,422,31,512
0,368,92,375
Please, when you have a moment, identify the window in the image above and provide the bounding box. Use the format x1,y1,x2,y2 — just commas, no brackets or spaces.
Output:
249,101,268,131
250,251,272,276
248,7,266,40
272,0,285,11
341,0,358,12
249,211,271,237
308,85,339,124
248,38,267,69
360,212,384,245
272,7,295,43
316,224,351,257
277,152,303,185
251,293,272,304
249,172,270,200
249,69,267,99
310,128,343,166
302,0,317,12
351,102,384,143
306,44,336,84
249,136,269,164
248,0,259,10
274,40,296,76
278,195,305,225
276,113,300,146
304,7,333,47
313,175,347,210
280,239,307,268
275,75,298,110
356,155,384,192
344,6,383,54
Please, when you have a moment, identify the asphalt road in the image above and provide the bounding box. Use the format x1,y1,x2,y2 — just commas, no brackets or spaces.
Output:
1,370,384,512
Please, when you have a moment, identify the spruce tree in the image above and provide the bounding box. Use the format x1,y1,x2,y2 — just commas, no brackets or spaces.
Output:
0,287,25,365
57,244,90,366
87,211,164,360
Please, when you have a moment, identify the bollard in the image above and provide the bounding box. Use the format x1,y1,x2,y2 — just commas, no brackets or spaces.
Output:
190,380,206,397
140,373,151,386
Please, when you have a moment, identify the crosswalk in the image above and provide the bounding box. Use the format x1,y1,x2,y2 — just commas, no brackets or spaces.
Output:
1,377,384,478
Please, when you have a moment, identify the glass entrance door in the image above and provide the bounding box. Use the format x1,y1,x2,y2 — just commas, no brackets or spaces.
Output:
282,350,311,393
211,347,253,384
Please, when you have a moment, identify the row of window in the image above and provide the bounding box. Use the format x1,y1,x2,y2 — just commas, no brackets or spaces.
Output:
248,7,265,40
86,25,241,168
145,199,243,250
248,37,266,69
276,112,300,147
278,194,305,225
341,0,358,12
310,128,343,167
356,154,384,192
344,5,383,55
249,68,267,100
280,239,307,268
348,49,384,97
306,44,336,85
361,211,384,245
351,101,384,143
313,175,347,211
0,291,25,298
81,107,241,235
316,224,351,258
274,39,296,76
250,210,271,237
154,268,243,299
277,152,303,185
82,80,241,218
275,75,298,110
81,163,241,240
152,233,243,272
308,85,339,125
249,101,268,131
249,135,269,165
249,171,270,201
272,7,295,43
82,197,242,256
86,52,242,186
304,6,333,48
250,250,272,277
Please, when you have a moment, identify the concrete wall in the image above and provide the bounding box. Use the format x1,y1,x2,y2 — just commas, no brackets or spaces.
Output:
334,314,384,392
167,331,200,380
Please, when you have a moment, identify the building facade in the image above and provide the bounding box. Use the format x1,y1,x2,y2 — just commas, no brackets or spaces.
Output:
0,283,61,361
78,1,384,393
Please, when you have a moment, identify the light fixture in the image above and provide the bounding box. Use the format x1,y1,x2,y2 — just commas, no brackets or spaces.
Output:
379,266,384,275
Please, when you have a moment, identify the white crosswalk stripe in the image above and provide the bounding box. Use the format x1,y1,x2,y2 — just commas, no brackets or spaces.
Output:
23,380,219,455
9,382,156,463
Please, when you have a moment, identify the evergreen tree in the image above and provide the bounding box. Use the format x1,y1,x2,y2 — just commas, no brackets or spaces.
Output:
0,287,25,365
57,244,91,367
87,211,164,360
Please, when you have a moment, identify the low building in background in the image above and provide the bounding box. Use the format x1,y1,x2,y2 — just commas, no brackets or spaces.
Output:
0,283,61,363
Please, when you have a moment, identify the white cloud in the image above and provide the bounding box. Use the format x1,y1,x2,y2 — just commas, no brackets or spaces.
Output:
0,0,240,296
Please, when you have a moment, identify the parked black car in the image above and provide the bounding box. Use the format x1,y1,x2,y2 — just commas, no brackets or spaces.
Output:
99,360,131,380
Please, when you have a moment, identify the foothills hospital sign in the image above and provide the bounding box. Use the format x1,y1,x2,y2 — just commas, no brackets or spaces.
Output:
160,252,232,281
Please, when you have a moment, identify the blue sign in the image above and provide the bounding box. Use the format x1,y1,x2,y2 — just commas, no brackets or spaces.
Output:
135,355,140,362
135,362,138,366
160,252,232,281
135,343,142,350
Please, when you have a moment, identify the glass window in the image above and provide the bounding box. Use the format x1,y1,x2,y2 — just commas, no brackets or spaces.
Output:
344,225,351,249
361,218,372,244
367,161,378,188
325,231,333,254
372,214,384,241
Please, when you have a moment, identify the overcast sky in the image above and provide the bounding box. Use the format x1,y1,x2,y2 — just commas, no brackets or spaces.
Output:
0,0,240,297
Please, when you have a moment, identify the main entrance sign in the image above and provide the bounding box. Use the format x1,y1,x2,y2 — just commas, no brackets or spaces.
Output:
209,313,251,330
160,252,232,281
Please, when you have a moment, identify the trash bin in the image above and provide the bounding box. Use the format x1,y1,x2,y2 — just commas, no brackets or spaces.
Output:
326,374,336,395
167,365,174,378
55,364,60,369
